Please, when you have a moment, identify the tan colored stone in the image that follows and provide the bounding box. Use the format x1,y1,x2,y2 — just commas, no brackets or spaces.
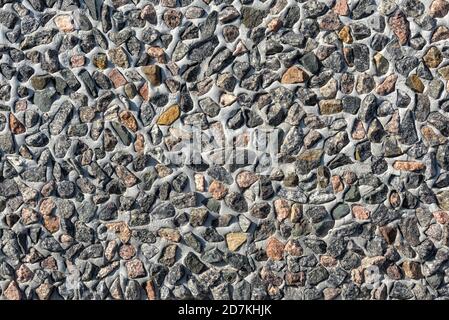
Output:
158,228,181,242
194,173,205,192
115,165,138,187
266,237,285,260
338,25,353,43
147,47,166,63
155,164,173,177
106,221,131,243
119,110,138,132
431,25,449,43
351,267,364,285
208,180,228,200
35,283,53,300
157,104,180,126
105,240,117,261
21,207,39,225
134,133,145,153
323,287,340,300
361,256,386,269
220,93,237,106
54,15,74,32
39,198,55,216
4,281,21,300
43,215,60,233
438,65,449,80
393,160,426,172
402,260,422,279
318,99,343,115
331,175,344,193
274,198,290,222
376,74,397,95
421,126,447,146
226,232,247,251
320,255,337,267
423,46,443,68
290,203,303,223
386,110,400,134
430,0,449,18
142,65,161,86
281,66,308,84
343,171,357,185
406,74,424,93
233,40,248,56
284,239,303,256
352,204,370,220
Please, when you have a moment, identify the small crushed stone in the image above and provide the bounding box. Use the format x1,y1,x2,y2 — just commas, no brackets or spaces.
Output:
1,0,449,300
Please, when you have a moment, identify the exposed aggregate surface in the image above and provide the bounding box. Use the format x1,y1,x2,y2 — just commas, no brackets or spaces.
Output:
1,0,449,300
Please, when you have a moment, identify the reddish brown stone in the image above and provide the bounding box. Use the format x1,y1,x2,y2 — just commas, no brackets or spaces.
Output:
352,204,370,220
388,10,410,45
119,244,136,260
126,259,146,279
119,110,138,132
145,280,157,300
331,175,344,193
70,54,85,67
108,69,127,88
433,211,449,224
376,74,398,95
9,113,25,134
320,255,337,267
139,82,149,101
333,0,349,15
274,198,290,222
266,237,285,260
281,66,308,84
16,264,33,283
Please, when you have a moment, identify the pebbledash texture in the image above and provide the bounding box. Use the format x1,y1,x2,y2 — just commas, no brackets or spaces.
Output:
1,0,449,302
